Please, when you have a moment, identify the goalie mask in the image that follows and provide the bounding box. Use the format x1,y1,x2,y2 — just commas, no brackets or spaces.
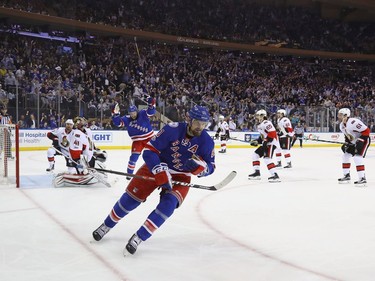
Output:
74,117,87,128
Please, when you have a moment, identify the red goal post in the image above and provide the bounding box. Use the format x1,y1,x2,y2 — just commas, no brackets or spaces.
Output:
0,124,19,187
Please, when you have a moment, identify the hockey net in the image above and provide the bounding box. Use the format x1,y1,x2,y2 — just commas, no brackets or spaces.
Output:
0,124,19,187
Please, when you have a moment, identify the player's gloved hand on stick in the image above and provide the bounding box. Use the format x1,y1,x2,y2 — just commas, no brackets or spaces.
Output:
112,103,120,116
214,133,219,140
250,140,258,146
341,143,355,155
152,163,172,190
183,155,208,177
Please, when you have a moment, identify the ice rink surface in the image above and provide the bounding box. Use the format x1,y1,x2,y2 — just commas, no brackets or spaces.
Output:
1,146,375,281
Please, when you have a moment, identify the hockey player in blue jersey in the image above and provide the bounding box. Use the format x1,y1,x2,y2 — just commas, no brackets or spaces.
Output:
112,97,156,177
93,105,216,255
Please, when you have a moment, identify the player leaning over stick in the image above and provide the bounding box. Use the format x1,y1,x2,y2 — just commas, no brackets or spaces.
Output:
248,109,280,182
92,105,215,255
337,108,370,187
46,119,75,172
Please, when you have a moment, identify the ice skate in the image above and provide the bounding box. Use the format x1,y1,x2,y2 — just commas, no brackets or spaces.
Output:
275,161,282,168
354,177,366,187
268,173,281,183
218,149,226,154
92,223,111,241
338,173,350,184
124,233,143,256
46,163,55,172
283,162,292,169
248,170,261,180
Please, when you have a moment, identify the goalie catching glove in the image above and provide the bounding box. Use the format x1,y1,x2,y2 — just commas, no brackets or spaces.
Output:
152,163,172,190
183,155,209,177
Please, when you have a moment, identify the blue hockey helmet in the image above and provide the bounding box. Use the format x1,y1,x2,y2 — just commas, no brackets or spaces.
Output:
188,105,210,122
128,105,138,113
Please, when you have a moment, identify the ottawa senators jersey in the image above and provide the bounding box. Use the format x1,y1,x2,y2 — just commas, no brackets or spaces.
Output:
69,128,94,161
340,118,370,144
277,117,295,137
48,127,74,156
257,120,278,146
218,120,229,136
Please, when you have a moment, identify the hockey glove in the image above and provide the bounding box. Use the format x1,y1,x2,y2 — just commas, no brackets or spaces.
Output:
152,163,172,190
52,139,59,149
250,140,258,146
147,97,156,108
341,143,355,156
183,156,208,177
214,133,219,140
112,103,120,116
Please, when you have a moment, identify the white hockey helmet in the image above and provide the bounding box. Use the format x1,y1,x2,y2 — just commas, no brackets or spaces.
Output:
65,119,74,125
277,109,286,116
219,115,225,121
255,109,267,117
338,108,350,117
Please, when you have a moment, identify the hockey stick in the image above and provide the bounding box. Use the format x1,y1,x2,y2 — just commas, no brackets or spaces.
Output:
229,137,252,144
51,147,111,187
93,168,237,191
303,135,344,144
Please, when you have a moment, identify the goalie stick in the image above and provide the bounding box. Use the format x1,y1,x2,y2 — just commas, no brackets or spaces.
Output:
51,147,111,188
93,168,237,191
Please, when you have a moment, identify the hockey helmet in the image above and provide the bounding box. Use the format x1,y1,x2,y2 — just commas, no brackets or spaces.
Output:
128,105,138,113
188,105,210,122
219,115,225,121
277,109,286,116
65,119,74,125
338,108,350,117
255,109,267,117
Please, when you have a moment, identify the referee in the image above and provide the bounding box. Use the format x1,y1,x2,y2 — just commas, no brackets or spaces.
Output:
0,106,13,158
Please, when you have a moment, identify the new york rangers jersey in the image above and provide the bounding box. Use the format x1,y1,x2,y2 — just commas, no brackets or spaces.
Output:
277,117,294,137
113,108,155,141
340,118,370,144
143,122,215,176
257,120,278,146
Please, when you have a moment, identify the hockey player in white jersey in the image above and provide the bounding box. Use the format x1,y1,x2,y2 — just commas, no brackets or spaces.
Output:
46,119,75,172
215,115,230,153
248,110,280,182
337,108,370,187
53,117,108,187
275,109,294,168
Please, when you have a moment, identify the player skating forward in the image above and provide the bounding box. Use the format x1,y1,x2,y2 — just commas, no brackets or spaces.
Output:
92,105,215,255
215,115,230,153
337,108,370,187
46,119,75,172
112,97,156,178
275,109,294,168
248,109,280,182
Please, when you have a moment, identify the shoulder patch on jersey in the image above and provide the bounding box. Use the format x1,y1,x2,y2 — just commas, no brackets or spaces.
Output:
168,122,179,128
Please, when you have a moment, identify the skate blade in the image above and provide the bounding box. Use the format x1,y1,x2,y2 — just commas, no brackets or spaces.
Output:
338,181,351,184
248,176,261,180
268,179,281,183
354,183,366,187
